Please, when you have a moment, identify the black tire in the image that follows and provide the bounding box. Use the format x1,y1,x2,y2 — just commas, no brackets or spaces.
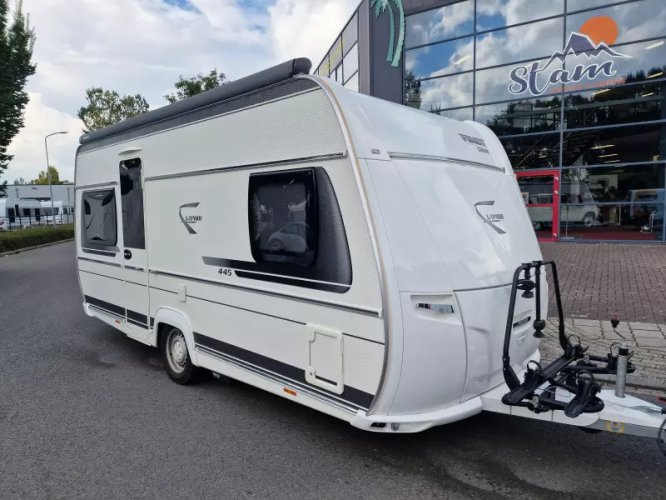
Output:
161,326,201,384
582,212,596,227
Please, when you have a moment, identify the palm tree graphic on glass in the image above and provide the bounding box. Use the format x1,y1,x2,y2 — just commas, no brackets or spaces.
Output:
372,0,405,68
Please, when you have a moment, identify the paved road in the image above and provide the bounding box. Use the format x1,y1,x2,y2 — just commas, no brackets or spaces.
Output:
541,243,666,323
1,242,664,499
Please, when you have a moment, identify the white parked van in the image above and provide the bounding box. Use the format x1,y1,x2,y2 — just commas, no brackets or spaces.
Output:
40,200,75,225
75,60,665,447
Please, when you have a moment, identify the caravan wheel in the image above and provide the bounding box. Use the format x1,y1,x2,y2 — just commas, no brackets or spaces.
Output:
162,326,201,384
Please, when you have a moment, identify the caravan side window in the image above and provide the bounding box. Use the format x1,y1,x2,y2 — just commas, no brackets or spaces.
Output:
248,169,317,268
7,208,15,223
82,190,117,248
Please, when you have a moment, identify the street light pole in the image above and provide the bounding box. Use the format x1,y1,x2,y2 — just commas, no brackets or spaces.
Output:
44,131,68,228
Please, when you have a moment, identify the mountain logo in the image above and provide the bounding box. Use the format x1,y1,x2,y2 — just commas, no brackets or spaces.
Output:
509,16,630,97
372,0,405,68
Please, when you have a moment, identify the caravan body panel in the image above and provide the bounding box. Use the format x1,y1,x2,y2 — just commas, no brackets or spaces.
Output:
75,64,544,431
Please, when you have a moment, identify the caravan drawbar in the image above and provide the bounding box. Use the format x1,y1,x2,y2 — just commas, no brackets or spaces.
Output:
75,59,665,451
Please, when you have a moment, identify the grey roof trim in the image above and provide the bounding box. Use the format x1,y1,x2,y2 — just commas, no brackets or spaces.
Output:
79,58,312,147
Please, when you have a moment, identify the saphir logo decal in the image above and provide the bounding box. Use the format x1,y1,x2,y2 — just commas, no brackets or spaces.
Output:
372,0,405,68
475,201,506,235
179,202,203,234
509,16,629,97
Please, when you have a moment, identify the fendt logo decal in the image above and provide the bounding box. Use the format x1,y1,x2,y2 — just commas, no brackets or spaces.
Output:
179,202,203,235
509,15,629,97
475,201,506,235
372,0,405,68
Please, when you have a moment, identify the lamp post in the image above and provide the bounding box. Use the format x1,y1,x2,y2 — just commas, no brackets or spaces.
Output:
44,131,68,228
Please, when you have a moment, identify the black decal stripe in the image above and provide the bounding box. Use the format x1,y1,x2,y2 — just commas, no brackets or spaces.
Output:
194,333,374,409
85,296,125,317
203,256,351,294
83,248,118,257
128,319,149,329
234,271,350,293
127,309,148,326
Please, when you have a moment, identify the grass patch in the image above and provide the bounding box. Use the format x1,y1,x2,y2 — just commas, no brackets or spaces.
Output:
0,224,74,253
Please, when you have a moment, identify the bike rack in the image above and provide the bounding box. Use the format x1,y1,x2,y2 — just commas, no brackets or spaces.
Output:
501,261,636,418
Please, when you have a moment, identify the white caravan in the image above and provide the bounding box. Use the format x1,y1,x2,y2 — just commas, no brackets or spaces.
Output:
75,59,665,451
40,200,75,225
0,197,43,230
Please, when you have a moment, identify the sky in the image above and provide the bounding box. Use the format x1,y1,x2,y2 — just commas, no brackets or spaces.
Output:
6,0,359,184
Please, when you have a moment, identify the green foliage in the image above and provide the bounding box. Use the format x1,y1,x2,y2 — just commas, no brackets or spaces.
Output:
13,176,26,185
0,0,37,193
33,165,61,185
77,87,149,133
0,224,74,253
165,69,228,104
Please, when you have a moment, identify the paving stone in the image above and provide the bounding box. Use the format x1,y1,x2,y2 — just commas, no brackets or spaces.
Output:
573,319,601,327
631,329,664,339
635,338,666,349
601,331,626,341
629,322,661,331
540,243,666,324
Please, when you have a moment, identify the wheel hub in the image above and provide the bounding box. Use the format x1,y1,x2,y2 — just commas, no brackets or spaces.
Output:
172,338,186,365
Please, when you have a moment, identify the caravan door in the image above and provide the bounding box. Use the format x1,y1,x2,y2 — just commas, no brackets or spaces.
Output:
119,158,150,335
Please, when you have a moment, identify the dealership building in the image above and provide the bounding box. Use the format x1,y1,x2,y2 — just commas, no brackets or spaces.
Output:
316,0,665,242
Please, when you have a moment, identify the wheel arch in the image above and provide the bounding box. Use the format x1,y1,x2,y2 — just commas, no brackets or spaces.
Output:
152,307,199,366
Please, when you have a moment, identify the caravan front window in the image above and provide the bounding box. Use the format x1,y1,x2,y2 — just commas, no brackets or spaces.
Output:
82,190,117,248
248,169,317,268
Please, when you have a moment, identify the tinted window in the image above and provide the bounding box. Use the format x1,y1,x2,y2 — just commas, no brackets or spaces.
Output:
476,57,562,104
249,169,317,267
120,158,145,249
500,132,562,169
478,96,562,136
562,164,666,202
408,72,474,113
563,122,666,166
563,38,666,92
7,207,15,222
564,81,664,129
476,17,563,69
22,208,30,217
477,0,564,32
406,1,474,48
82,190,117,248
343,44,359,83
342,13,358,55
567,0,664,46
405,35,473,79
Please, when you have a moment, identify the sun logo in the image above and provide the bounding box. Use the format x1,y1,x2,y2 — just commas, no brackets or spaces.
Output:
579,15,619,46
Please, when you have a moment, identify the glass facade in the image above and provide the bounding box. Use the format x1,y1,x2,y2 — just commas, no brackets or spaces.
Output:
315,12,360,92
404,0,666,242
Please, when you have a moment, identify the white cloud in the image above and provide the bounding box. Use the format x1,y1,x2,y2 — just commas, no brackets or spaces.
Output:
268,0,359,67
7,93,82,183
5,0,360,184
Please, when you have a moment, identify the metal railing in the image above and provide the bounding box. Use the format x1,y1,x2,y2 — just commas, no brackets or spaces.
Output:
0,213,75,231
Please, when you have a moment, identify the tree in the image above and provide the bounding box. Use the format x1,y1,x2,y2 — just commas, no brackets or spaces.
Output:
77,87,149,133
0,0,36,194
165,69,228,104
33,166,61,185
13,176,26,185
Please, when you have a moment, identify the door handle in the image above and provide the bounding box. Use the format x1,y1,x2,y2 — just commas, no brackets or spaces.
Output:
124,249,132,260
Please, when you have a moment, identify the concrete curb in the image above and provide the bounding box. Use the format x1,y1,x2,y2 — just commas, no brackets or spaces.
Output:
0,238,74,258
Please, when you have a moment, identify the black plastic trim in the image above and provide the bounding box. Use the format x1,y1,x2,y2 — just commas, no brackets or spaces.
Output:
194,333,374,409
85,295,124,317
